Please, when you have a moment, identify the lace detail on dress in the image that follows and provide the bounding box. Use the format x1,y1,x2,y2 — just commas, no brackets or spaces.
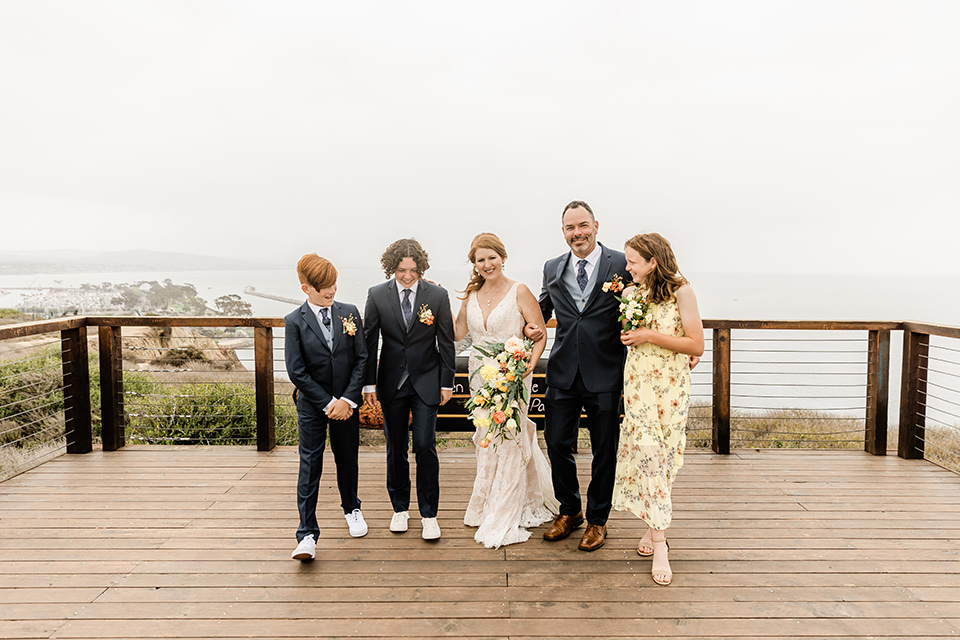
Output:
462,281,559,548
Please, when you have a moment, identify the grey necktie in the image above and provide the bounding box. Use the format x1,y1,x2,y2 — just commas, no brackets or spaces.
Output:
401,288,413,326
576,259,588,292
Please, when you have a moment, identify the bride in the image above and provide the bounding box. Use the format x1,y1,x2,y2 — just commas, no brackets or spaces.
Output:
454,232,559,548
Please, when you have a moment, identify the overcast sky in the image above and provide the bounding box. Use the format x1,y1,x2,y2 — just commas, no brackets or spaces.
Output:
1,1,958,277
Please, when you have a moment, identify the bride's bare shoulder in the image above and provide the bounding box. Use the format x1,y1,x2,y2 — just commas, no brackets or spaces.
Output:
516,281,537,302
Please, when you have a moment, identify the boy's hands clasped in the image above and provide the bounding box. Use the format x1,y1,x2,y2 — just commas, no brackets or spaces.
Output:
325,398,354,420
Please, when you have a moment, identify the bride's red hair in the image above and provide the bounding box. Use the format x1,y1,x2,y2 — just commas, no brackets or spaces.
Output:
459,233,508,300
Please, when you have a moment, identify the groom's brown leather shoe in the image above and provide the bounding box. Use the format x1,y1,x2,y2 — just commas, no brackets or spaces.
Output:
543,512,584,541
578,523,607,551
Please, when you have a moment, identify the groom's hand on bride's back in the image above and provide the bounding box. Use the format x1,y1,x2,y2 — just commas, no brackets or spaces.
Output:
523,322,544,342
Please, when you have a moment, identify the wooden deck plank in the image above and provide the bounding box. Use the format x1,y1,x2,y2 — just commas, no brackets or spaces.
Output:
1,446,959,639
46,617,960,638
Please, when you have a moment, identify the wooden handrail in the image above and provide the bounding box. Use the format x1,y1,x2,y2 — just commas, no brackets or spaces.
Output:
702,320,902,331
84,316,284,328
0,317,86,340
901,321,960,340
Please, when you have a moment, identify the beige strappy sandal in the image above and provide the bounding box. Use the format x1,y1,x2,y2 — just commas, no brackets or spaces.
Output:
637,529,654,557
651,534,672,586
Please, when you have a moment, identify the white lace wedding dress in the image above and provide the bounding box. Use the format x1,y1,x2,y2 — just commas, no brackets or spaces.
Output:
463,281,559,548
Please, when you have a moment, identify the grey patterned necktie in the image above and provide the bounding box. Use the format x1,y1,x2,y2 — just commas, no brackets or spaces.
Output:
576,259,588,292
401,288,413,326
319,307,331,328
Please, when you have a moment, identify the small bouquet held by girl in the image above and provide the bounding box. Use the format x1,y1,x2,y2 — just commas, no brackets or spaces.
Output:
603,273,650,331
464,336,535,450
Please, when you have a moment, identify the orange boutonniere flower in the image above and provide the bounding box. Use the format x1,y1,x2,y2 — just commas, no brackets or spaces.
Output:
341,314,358,336
418,304,434,325
601,273,625,293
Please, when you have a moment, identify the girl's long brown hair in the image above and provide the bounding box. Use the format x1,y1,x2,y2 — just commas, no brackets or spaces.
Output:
459,233,508,300
625,233,689,304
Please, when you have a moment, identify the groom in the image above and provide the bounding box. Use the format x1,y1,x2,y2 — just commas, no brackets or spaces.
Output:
362,238,456,540
528,200,628,551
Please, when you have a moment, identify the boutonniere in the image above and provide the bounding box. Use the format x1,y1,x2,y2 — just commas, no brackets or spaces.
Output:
341,314,358,336
601,273,625,293
417,304,434,325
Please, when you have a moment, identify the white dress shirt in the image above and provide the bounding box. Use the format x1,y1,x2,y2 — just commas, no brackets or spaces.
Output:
568,243,602,280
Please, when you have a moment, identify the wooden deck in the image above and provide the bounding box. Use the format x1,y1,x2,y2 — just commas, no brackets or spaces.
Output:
1,446,960,639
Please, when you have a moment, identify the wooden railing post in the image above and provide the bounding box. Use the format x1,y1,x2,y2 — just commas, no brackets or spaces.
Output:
712,327,731,455
61,326,92,454
898,330,929,459
254,327,276,451
98,326,125,451
865,329,890,455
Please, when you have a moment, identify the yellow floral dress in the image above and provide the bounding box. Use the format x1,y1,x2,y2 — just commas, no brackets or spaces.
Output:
611,288,690,530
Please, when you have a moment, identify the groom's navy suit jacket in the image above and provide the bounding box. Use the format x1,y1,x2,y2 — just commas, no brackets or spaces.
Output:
284,301,367,410
539,242,628,393
363,279,456,406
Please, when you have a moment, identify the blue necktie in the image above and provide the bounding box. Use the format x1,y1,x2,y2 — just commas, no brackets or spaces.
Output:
576,259,588,292
320,307,331,328
401,289,413,326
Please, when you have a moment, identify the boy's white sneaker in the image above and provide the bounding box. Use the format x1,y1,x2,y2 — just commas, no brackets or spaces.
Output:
421,517,441,540
389,511,409,533
345,509,368,537
291,534,316,561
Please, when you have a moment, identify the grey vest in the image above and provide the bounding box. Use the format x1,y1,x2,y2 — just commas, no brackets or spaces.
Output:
562,257,600,311
318,309,334,351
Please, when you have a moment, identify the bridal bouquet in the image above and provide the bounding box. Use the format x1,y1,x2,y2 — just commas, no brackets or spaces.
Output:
463,336,534,450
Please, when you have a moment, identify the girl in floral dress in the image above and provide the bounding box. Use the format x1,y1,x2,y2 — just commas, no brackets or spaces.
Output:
611,233,704,585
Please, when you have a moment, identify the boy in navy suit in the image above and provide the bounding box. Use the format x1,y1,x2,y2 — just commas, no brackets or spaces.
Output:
362,239,456,540
285,254,368,561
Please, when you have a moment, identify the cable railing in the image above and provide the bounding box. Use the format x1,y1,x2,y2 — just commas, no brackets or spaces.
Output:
0,318,90,481
727,330,869,449
118,325,257,445
899,322,960,472
1,316,958,478
707,321,895,457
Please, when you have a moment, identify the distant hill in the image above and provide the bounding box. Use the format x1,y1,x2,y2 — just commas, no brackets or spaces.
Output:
0,250,280,274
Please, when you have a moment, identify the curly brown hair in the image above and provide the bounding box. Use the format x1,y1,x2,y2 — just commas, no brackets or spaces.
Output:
380,238,430,278
624,233,689,305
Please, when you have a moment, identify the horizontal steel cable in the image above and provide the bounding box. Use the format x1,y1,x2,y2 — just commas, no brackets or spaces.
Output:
0,363,65,384
0,422,66,447
0,388,64,412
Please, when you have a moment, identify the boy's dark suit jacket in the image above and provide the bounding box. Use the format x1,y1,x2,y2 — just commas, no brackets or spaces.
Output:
538,242,628,393
284,300,367,409
363,279,456,405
